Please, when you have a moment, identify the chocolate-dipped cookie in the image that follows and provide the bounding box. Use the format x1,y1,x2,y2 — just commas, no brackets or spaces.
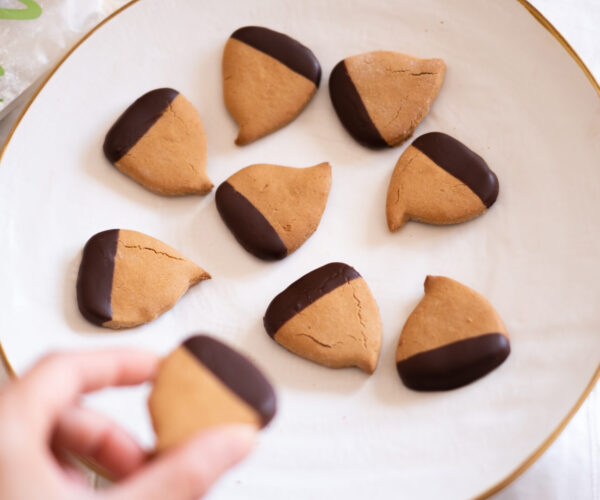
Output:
148,335,277,451
396,276,510,391
329,51,445,148
76,229,210,329
223,26,321,145
386,132,499,231
264,263,382,373
215,162,331,260
103,88,213,195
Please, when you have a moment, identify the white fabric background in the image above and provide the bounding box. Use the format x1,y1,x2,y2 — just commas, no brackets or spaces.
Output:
0,0,597,498
0,0,127,119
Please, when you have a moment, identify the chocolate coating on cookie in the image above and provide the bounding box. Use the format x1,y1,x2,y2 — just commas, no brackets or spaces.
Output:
148,335,277,451
216,163,331,261
328,51,445,148
231,26,321,85
328,61,387,148
264,262,360,336
223,28,321,145
395,276,510,391
183,335,277,426
386,133,499,231
412,132,499,208
76,229,210,329
76,229,119,325
396,333,510,391
103,89,212,196
215,182,287,260
264,263,382,373
103,88,179,163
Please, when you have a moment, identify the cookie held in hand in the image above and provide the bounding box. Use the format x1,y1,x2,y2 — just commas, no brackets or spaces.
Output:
103,88,213,195
223,26,321,145
329,51,445,148
264,262,382,373
216,162,331,260
76,229,210,329
148,335,277,451
386,132,499,231
396,276,510,391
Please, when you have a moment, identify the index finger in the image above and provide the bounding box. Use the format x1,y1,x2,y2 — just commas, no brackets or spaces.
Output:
12,349,158,437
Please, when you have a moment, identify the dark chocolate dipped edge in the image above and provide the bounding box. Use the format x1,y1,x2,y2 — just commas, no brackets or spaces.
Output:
328,60,387,149
264,262,361,337
215,181,287,261
183,335,277,427
76,229,119,325
396,333,510,391
231,26,321,86
411,132,499,208
103,88,179,163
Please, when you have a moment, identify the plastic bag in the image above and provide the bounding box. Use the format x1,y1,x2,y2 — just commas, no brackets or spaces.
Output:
0,0,129,120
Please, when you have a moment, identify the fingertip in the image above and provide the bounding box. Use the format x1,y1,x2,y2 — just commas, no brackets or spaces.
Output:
216,424,257,457
105,425,258,500
187,424,257,465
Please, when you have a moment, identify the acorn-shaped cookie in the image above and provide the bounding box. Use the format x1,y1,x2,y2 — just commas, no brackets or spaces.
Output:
264,263,382,373
329,51,445,148
386,132,499,231
396,276,510,391
215,162,331,260
76,229,210,329
223,26,321,145
103,88,213,195
148,335,277,452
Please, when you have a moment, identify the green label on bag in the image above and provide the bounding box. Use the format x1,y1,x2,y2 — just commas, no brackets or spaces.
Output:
0,0,42,20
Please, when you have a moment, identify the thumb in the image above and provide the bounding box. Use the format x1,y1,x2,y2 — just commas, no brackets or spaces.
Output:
105,425,256,500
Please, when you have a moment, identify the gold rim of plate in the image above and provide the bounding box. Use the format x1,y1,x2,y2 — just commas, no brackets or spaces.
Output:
0,0,598,497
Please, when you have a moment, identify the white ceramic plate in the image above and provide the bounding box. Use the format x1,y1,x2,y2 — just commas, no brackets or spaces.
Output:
1,0,599,498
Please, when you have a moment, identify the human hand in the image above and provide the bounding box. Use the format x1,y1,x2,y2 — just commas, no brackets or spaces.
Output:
0,350,256,500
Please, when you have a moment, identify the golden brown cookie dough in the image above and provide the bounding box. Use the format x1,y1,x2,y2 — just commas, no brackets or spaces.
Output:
223,26,321,145
148,335,277,452
396,276,510,391
386,132,499,231
76,229,210,329
329,51,445,147
264,262,382,373
215,162,331,260
103,88,213,195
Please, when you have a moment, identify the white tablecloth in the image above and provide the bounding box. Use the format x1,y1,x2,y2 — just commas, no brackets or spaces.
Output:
0,1,598,498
